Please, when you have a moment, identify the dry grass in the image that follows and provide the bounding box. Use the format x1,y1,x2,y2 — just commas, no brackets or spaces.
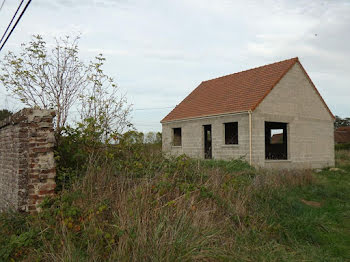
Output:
335,149,350,166
3,148,349,261
29,157,317,262
252,169,315,189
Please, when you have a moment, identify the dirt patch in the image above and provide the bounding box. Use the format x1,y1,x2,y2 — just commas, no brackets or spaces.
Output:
329,167,345,173
301,199,322,208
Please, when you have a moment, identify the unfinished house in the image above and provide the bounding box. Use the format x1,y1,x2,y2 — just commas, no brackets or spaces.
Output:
161,57,335,169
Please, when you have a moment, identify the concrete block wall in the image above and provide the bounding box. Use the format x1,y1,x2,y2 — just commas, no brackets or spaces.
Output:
0,108,56,212
252,63,335,169
162,113,250,161
162,62,334,169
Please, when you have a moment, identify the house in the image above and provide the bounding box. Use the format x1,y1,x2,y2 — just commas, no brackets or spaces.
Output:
161,57,335,169
334,126,350,144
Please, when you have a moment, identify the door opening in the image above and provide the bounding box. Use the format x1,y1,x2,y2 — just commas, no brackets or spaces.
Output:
204,125,212,159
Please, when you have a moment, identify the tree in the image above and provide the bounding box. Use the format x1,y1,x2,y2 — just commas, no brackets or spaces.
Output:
0,35,131,138
0,109,12,121
144,132,156,144
155,132,162,144
79,54,131,141
119,130,144,144
144,131,162,144
334,115,350,129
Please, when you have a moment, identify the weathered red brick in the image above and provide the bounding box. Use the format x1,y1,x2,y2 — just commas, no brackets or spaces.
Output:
38,189,55,195
0,108,56,213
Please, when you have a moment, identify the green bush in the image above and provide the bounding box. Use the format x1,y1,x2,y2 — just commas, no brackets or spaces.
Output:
1,152,350,261
335,143,350,151
3,122,349,261
0,212,39,260
55,120,103,191
55,123,163,190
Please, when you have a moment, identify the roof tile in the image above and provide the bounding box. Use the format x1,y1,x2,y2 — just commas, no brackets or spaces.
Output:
162,58,298,122
335,127,350,143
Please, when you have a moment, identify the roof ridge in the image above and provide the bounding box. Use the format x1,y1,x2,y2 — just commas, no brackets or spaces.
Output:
250,57,299,111
202,57,299,83
160,56,334,123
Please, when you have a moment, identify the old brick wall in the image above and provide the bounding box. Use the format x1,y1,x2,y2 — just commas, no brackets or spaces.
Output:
0,108,56,212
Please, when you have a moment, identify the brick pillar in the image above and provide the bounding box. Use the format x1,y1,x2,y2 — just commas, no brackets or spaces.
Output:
0,108,56,213
27,110,56,212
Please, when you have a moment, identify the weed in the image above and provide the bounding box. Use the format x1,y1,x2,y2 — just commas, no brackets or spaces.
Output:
0,147,349,261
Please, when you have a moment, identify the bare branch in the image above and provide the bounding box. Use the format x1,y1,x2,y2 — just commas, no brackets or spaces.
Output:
0,35,132,140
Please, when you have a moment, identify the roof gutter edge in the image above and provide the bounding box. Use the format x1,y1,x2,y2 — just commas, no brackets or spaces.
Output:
160,110,250,124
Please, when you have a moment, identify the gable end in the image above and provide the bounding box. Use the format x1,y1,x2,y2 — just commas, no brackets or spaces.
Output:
296,61,334,119
252,59,334,119
251,58,298,111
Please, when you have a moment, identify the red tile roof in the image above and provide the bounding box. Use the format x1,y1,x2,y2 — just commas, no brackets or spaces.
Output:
337,126,350,132
161,57,334,122
271,133,283,144
335,126,350,144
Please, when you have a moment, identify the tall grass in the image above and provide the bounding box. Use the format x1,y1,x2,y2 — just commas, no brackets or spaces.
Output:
335,143,350,151
1,154,321,261
335,149,350,166
1,146,349,261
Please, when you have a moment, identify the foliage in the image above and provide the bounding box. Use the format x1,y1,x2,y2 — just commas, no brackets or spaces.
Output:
0,35,85,133
55,124,160,190
54,119,104,191
144,131,162,144
0,108,12,121
79,54,132,140
0,35,131,136
1,147,350,261
334,115,350,129
335,142,350,151
335,149,350,166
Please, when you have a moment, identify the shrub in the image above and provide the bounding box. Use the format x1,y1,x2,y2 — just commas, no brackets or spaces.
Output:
335,143,350,151
0,152,326,261
3,127,349,261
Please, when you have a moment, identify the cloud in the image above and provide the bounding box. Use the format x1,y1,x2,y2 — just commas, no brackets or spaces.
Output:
239,1,350,117
0,0,349,131
32,0,134,9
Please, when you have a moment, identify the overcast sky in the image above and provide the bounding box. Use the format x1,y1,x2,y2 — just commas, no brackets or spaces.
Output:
0,0,349,132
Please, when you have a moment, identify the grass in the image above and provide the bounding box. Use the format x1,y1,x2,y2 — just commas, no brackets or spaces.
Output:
335,143,350,151
0,147,349,261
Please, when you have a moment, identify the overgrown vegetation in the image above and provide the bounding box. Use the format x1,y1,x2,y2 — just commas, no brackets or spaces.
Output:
1,114,350,261
335,143,350,151
0,108,12,122
334,115,350,129
1,31,348,262
1,137,349,261
0,35,131,136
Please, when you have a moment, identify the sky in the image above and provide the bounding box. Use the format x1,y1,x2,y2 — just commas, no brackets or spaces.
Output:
0,0,349,132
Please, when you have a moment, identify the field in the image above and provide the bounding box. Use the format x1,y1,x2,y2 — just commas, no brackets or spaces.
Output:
0,145,349,261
